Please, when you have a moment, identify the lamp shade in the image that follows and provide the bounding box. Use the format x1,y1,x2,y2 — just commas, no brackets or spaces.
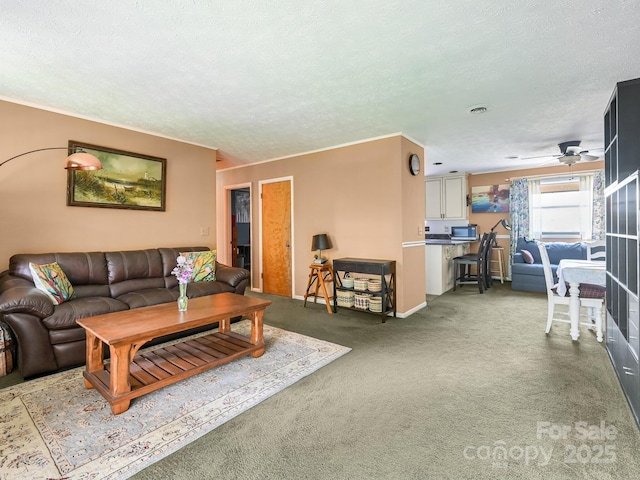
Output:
311,234,331,251
491,218,511,232
64,151,103,170
0,147,103,171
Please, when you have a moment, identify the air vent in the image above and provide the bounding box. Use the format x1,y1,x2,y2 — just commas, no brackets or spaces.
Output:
467,104,489,114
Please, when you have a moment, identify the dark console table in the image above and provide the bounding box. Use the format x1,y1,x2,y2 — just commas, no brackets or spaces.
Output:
332,258,396,322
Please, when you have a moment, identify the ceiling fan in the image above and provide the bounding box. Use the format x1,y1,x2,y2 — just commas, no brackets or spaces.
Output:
522,140,602,165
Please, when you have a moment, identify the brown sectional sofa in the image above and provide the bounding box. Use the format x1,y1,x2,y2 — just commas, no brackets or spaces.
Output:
0,246,250,378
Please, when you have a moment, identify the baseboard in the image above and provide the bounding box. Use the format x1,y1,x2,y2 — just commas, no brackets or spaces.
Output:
292,295,426,318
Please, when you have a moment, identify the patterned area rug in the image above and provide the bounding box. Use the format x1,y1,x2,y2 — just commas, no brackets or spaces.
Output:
0,321,350,480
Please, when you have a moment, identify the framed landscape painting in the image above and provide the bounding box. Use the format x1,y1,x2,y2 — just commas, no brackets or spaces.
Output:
66,141,166,211
471,184,510,213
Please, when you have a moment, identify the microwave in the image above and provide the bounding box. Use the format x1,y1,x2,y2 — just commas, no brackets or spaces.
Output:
450,225,478,241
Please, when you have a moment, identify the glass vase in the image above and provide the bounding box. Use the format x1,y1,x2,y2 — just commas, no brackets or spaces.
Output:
178,283,188,312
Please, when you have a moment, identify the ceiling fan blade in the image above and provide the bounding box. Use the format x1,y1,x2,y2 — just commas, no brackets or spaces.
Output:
536,156,561,166
520,154,561,160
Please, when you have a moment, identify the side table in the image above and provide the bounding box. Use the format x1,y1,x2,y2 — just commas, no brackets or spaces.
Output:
332,258,396,322
303,263,335,314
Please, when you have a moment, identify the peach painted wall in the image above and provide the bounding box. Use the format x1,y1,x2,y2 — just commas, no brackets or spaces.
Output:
468,161,605,255
216,135,427,315
0,100,218,270
400,137,427,312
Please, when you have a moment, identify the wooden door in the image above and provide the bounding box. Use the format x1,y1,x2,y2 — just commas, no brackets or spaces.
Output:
261,180,292,296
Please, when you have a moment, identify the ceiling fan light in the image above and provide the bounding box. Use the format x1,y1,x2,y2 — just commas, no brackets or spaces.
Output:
559,154,580,165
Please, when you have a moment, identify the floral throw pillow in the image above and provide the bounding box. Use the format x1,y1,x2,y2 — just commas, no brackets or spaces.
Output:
29,262,75,305
180,250,217,282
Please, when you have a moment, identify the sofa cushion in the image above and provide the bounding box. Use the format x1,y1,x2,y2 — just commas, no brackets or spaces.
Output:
515,238,586,265
106,249,166,298
29,262,75,305
546,242,586,264
116,288,179,309
516,238,541,263
511,262,558,280
10,252,109,286
43,297,130,330
159,246,210,278
511,262,545,277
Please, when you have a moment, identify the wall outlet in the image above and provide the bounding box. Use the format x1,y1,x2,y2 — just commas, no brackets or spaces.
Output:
200,226,210,236
444,226,450,233
425,226,430,232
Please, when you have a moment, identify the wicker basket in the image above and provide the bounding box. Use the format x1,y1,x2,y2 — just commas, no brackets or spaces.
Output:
354,293,372,310
354,278,368,291
368,296,382,313
0,322,14,376
341,277,354,289
367,279,382,292
337,290,355,308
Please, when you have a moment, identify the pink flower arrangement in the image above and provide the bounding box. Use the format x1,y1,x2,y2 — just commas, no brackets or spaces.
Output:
171,255,194,284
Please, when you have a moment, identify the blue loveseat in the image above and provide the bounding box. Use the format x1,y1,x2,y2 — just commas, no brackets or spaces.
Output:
511,238,587,292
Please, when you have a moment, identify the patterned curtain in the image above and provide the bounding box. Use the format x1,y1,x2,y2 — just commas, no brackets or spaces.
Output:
509,178,529,268
528,179,542,239
592,170,605,240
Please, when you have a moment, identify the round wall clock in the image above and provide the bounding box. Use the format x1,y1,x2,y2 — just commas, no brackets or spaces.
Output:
409,154,420,176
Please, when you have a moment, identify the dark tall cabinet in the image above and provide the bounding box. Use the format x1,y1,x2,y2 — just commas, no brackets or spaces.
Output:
604,78,640,427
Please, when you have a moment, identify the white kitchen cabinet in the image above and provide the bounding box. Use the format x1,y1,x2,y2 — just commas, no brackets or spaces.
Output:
425,243,471,295
425,174,468,220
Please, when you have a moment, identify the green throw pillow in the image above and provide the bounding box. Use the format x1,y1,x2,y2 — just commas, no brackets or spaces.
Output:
29,262,75,305
180,250,217,282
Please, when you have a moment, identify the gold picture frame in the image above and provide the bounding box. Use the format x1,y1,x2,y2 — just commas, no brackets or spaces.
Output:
66,141,166,211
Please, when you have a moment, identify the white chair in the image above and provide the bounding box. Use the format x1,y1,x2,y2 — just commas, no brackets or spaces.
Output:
538,242,604,341
587,240,606,261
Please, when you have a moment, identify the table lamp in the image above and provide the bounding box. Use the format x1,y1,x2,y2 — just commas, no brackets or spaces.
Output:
311,234,331,264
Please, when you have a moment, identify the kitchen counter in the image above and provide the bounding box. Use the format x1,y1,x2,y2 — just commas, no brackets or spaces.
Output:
425,239,473,245
425,240,472,295
425,234,476,246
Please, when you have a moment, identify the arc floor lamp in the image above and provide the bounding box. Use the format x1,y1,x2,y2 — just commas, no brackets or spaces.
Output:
490,218,511,247
0,147,103,170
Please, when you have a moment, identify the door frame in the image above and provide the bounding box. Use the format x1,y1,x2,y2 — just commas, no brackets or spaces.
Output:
258,176,295,295
223,182,252,267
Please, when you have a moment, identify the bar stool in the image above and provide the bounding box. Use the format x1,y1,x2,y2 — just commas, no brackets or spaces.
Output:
453,233,493,293
490,246,506,284
303,263,334,314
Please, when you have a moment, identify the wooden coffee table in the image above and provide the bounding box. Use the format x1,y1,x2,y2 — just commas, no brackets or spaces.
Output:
77,292,271,414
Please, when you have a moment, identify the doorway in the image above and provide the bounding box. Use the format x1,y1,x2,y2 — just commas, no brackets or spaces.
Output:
260,178,293,296
230,187,251,272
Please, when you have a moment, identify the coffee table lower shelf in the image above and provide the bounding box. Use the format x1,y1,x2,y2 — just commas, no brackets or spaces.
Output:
83,331,263,414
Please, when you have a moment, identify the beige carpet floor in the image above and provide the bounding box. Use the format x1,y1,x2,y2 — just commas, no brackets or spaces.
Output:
3,282,640,479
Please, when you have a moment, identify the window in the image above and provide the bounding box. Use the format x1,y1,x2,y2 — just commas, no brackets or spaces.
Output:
530,174,593,240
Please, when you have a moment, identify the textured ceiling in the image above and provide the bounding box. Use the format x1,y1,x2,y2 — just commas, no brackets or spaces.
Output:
2,1,640,175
